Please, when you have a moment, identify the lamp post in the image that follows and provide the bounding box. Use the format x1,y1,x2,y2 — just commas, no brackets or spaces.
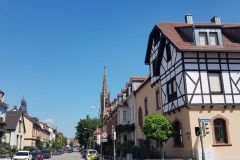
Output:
84,128,92,148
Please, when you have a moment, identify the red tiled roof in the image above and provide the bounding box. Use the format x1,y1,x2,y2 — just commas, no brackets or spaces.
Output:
131,76,147,81
156,22,240,52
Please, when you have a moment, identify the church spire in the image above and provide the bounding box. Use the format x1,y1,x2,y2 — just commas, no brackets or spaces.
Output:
100,65,110,120
102,65,108,92
19,97,27,114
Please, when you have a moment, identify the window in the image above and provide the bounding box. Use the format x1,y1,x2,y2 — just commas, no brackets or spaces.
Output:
156,89,160,109
167,78,177,101
16,135,19,148
138,107,143,129
144,98,148,115
173,121,183,146
208,72,223,93
210,32,219,45
123,110,127,121
214,118,228,143
19,121,22,133
199,32,208,45
123,135,127,143
166,43,172,62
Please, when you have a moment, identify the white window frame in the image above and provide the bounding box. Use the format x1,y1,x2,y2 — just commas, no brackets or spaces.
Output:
208,72,223,94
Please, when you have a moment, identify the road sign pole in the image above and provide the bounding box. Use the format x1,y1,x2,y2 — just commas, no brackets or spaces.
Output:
112,125,116,160
198,118,205,160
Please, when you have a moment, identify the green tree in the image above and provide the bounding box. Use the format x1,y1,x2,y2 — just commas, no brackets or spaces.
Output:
75,115,100,148
142,114,174,160
36,137,43,150
51,134,67,151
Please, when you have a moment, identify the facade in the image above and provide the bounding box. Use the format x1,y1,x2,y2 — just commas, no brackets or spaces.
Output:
93,127,101,146
135,77,161,146
47,125,57,142
23,115,45,147
23,114,35,147
102,77,146,145
4,107,26,149
39,122,50,147
125,77,147,144
144,15,240,159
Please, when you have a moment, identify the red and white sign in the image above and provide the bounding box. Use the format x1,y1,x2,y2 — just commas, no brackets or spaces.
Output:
101,132,108,139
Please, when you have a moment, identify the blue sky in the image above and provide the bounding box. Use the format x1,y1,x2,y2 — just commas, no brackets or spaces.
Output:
0,0,240,138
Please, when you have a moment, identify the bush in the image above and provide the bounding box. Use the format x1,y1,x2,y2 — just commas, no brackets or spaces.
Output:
0,143,14,157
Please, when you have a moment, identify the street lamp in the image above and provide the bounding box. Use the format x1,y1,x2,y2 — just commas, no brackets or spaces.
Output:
83,128,92,148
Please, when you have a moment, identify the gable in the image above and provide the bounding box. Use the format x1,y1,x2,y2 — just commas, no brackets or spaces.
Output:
4,111,22,130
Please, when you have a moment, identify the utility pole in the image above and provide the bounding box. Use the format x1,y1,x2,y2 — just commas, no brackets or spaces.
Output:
112,125,116,160
198,118,205,160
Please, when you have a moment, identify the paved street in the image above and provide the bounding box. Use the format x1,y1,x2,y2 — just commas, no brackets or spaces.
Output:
48,152,83,160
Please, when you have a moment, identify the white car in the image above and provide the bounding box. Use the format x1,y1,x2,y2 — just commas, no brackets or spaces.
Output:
13,151,32,160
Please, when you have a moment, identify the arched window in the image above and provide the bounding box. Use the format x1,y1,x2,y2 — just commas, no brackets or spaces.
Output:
173,120,183,146
138,107,143,129
214,118,228,143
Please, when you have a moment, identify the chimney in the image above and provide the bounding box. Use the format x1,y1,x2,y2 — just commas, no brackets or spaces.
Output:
211,16,221,25
185,14,193,24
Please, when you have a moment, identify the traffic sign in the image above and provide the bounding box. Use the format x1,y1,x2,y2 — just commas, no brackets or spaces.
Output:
102,132,108,138
200,119,210,122
101,138,108,143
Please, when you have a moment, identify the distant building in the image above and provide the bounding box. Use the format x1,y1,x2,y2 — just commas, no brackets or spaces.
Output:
4,107,26,149
93,127,101,146
23,114,42,147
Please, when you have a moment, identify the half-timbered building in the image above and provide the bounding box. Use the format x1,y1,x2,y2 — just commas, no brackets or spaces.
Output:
145,15,240,159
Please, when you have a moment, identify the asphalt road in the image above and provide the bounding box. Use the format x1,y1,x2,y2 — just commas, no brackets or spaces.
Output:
47,152,84,160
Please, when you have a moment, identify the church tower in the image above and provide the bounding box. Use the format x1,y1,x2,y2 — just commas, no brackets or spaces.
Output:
19,97,27,114
100,66,110,121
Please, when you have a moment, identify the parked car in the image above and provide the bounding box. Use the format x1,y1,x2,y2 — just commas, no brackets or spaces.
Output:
86,153,100,160
31,151,43,160
41,150,51,159
67,148,73,153
57,149,64,155
13,151,32,160
81,149,89,158
23,146,39,152
72,147,79,152
82,149,98,159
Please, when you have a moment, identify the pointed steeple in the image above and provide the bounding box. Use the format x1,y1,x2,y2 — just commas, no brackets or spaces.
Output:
100,65,110,120
102,65,108,92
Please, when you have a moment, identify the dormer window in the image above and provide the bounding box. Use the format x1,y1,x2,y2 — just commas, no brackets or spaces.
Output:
195,29,223,46
209,32,219,45
199,32,208,45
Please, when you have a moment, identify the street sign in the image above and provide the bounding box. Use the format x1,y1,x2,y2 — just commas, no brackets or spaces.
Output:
102,132,108,139
200,119,210,122
101,138,108,143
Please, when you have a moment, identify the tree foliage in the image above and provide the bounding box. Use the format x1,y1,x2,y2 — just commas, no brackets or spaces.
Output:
143,114,173,142
36,137,43,150
51,134,67,151
75,115,100,148
115,124,135,133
